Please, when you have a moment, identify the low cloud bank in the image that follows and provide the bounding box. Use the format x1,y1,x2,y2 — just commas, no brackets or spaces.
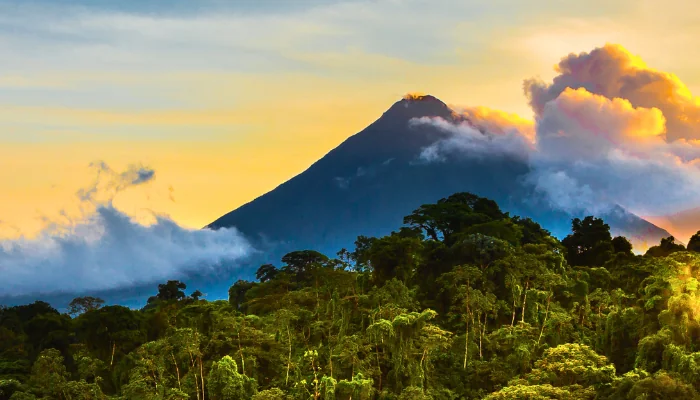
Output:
0,162,252,297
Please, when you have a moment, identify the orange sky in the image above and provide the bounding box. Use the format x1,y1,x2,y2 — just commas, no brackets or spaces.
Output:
1,0,700,240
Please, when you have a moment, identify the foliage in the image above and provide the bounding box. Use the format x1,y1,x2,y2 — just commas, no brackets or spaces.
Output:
3,192,700,399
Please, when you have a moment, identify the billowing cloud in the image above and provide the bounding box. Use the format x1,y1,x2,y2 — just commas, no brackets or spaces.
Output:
524,43,700,142
0,162,253,297
529,87,700,215
415,44,700,218
410,107,535,163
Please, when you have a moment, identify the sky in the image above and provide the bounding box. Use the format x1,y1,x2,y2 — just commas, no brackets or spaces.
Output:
1,0,699,235
2,0,700,297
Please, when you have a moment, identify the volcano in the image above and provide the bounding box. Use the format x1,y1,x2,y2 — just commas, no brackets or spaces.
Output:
207,95,671,265
2,94,671,309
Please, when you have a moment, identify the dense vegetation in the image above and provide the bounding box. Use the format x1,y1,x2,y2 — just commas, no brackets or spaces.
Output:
4,192,700,399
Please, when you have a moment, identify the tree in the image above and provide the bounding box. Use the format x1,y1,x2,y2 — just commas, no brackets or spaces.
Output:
487,344,615,399
10,191,700,400
611,236,633,256
27,348,70,399
512,216,553,246
0,378,21,400
255,264,279,283
611,370,699,399
403,192,507,246
562,216,615,267
68,297,105,317
484,384,578,399
366,233,423,285
526,344,616,388
229,280,256,312
208,356,257,400
280,250,329,280
252,388,290,400
645,236,686,258
74,305,145,371
157,280,188,302
688,231,700,253
190,290,204,301
7,392,37,400
438,265,495,367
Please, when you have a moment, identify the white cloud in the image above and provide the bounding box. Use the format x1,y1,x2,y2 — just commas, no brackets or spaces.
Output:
411,116,533,162
417,45,700,218
0,162,253,297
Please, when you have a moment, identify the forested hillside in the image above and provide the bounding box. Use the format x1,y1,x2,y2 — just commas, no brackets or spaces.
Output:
3,192,700,399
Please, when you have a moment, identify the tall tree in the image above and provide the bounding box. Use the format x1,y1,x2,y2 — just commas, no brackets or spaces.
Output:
68,297,105,317
562,216,615,267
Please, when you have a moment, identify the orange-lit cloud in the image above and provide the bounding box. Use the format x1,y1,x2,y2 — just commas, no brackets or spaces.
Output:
535,87,667,162
527,86,700,216
525,44,700,142
418,44,700,224
457,106,537,143
411,106,535,163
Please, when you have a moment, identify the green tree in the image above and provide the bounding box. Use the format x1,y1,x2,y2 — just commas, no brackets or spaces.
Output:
68,297,105,317
403,192,506,246
27,348,70,399
208,355,257,400
156,281,188,302
687,231,700,253
256,264,279,283
645,236,686,258
561,216,614,267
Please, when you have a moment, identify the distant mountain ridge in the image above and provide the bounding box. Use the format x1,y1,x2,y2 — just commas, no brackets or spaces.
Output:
208,95,671,263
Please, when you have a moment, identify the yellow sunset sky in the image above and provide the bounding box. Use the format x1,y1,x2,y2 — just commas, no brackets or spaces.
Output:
1,0,699,238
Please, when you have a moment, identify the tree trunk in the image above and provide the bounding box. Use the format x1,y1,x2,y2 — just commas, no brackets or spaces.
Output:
330,347,334,379
464,284,471,369
310,356,320,400
463,318,470,369
286,325,292,386
188,350,200,400
199,355,205,400
171,352,181,390
537,292,552,346
521,280,530,324
237,331,245,376
375,343,382,392
110,342,116,369
479,313,486,360
420,348,428,390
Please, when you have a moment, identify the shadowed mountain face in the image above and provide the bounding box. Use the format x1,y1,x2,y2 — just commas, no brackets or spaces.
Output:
208,95,671,268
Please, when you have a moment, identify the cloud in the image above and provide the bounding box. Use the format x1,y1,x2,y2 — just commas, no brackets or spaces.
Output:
416,44,700,218
77,161,155,203
0,162,253,297
525,58,700,216
527,89,700,214
524,43,700,142
409,107,535,163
